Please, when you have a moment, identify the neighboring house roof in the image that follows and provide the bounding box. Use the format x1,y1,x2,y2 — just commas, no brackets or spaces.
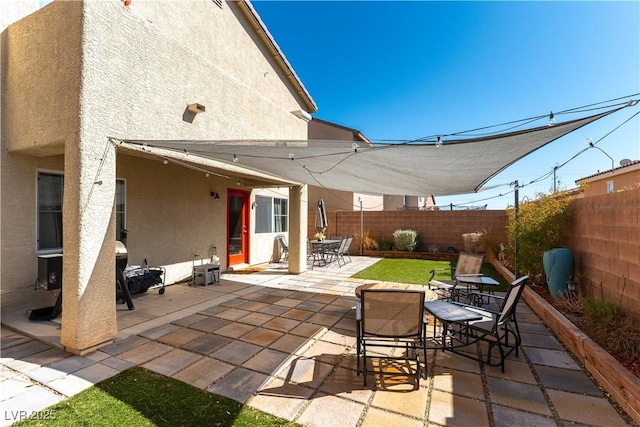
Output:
238,1,317,114
310,118,373,145
575,159,640,183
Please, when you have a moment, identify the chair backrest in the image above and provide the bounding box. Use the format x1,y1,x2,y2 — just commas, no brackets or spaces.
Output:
337,237,349,253
344,235,354,253
276,234,288,250
453,252,485,277
329,233,342,240
496,276,529,325
361,289,425,338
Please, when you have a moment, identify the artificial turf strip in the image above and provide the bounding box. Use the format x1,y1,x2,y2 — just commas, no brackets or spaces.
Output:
16,367,299,427
351,258,509,291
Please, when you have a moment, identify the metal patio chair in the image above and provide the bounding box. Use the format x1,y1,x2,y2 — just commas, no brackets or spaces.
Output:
424,276,529,372
275,234,289,261
428,252,484,301
356,289,427,388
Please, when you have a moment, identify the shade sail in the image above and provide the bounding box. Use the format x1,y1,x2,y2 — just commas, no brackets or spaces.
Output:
121,109,621,197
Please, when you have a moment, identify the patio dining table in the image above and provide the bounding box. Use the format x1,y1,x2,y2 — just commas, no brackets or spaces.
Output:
309,239,341,268
454,275,500,305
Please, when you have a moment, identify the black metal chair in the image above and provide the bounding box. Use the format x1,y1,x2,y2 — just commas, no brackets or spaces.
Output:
424,276,529,372
428,252,485,301
356,289,427,388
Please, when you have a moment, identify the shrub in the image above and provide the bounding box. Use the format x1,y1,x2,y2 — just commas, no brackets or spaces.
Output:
393,229,418,251
377,239,394,251
505,191,573,285
580,296,640,360
581,296,619,341
354,230,378,251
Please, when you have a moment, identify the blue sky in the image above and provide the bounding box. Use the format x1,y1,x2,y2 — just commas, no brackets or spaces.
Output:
252,1,640,209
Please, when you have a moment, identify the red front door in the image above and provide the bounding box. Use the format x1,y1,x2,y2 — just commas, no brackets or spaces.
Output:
227,189,250,266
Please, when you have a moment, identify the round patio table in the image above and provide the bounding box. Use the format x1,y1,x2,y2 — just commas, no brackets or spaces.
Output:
354,283,438,301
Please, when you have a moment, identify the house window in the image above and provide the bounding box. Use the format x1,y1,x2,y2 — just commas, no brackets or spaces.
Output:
274,198,288,233
37,171,126,251
606,180,614,194
37,171,64,252
116,180,126,242
255,195,288,233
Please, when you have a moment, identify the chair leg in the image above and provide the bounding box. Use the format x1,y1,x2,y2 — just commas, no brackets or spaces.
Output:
362,345,368,386
356,320,361,376
422,338,428,380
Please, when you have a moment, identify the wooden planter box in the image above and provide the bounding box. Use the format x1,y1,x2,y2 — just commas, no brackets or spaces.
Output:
492,260,640,425
362,250,457,261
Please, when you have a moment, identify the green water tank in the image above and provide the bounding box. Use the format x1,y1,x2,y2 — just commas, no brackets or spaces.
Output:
543,248,574,297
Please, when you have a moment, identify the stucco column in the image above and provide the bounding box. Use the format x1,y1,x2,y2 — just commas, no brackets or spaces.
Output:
60,138,118,354
288,184,307,273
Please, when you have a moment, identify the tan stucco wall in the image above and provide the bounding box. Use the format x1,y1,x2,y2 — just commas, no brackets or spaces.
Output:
4,1,82,156
356,193,384,211
0,0,39,32
1,0,311,349
117,153,295,280
0,155,64,310
78,0,307,143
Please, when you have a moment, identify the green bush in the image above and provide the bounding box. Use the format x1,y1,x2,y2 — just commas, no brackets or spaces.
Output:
581,296,619,341
505,192,573,285
377,239,394,251
393,229,418,251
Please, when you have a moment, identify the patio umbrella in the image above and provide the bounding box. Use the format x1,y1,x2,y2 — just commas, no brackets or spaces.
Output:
315,198,328,233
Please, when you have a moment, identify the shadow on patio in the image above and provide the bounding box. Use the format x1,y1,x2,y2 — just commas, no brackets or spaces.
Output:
0,256,632,427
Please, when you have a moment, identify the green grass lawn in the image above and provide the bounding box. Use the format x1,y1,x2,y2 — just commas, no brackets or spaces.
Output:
351,258,509,291
16,367,299,427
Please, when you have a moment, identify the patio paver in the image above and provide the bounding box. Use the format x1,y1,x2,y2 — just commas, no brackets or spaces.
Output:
0,256,635,427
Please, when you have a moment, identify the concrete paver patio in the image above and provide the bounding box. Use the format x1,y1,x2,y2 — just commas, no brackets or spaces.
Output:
0,257,633,426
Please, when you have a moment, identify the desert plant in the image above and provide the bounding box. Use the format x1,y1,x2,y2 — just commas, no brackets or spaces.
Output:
462,232,484,253
579,296,640,360
581,296,619,342
504,191,573,285
393,229,418,251
353,230,378,251
607,311,640,360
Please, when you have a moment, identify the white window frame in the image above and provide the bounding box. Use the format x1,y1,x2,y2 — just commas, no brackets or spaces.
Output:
255,195,289,234
273,197,288,233
606,180,614,194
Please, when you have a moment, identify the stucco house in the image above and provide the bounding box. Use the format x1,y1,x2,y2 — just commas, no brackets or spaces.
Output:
1,0,316,354
575,159,640,197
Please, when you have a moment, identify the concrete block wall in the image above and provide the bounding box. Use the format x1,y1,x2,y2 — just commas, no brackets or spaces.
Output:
564,188,640,312
308,210,508,254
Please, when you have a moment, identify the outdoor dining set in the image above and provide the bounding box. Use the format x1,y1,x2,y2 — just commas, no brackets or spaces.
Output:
354,251,529,388
308,234,354,269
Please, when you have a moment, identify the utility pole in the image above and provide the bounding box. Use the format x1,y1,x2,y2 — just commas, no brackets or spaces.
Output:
514,180,519,279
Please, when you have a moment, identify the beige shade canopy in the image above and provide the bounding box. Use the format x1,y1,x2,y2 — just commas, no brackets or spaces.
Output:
119,109,620,197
